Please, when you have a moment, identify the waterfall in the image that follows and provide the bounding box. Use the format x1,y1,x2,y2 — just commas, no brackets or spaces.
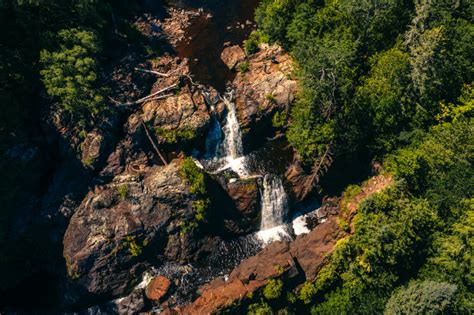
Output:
221,90,244,159
203,88,248,176
258,175,290,243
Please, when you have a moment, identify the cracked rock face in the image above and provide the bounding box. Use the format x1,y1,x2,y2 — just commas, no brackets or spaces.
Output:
232,43,297,148
63,162,194,299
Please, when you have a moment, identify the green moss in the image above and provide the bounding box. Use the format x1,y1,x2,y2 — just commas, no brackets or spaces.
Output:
180,157,206,195
263,278,283,300
155,127,197,144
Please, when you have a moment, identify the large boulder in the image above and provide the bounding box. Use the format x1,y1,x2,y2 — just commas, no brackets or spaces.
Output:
63,161,195,299
221,45,246,70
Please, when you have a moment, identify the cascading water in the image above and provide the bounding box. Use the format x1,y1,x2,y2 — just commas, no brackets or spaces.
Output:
203,88,248,176
221,90,244,159
258,174,291,243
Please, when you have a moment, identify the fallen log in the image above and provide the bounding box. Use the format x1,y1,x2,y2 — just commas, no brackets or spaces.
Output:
140,120,168,165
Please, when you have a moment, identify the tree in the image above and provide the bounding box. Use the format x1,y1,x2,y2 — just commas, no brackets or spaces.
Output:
384,280,458,315
40,28,104,122
354,44,412,153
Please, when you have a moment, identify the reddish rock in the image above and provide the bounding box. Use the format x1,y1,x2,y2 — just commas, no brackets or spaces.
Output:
233,43,297,130
146,276,172,301
220,45,246,69
179,217,345,314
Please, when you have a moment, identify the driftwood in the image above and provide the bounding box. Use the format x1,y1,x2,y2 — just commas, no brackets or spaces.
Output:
134,64,184,78
109,82,179,107
140,120,168,165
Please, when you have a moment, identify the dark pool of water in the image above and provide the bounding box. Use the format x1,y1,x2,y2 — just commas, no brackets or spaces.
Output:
169,0,260,91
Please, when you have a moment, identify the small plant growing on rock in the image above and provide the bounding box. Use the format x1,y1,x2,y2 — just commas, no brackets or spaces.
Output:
123,235,142,257
263,278,283,300
275,264,285,275
179,157,210,235
265,93,276,104
238,61,250,73
155,127,196,144
180,157,206,195
117,184,129,201
272,111,287,128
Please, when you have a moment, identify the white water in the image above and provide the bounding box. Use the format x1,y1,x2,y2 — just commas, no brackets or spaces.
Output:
204,88,248,177
258,175,290,243
221,91,244,160
202,88,291,244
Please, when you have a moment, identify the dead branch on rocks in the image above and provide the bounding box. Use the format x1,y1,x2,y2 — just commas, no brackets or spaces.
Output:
109,82,179,107
140,119,168,165
134,67,180,77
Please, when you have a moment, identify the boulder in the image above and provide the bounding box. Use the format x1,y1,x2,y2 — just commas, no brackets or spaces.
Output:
63,161,195,299
220,45,246,70
146,276,172,301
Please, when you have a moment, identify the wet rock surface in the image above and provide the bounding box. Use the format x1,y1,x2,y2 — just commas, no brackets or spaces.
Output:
178,217,345,314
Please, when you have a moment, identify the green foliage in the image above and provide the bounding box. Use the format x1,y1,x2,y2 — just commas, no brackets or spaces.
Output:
123,235,142,257
263,279,283,300
155,127,196,144
337,218,349,232
179,157,210,235
384,280,458,315
239,61,250,73
272,111,287,128
257,0,472,165
248,301,273,315
354,44,412,153
40,28,105,121
180,157,206,195
244,30,267,55
117,184,128,201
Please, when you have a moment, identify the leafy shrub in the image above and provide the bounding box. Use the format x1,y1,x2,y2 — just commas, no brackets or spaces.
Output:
384,280,458,315
248,301,273,315
263,279,283,300
272,111,286,128
238,61,250,73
